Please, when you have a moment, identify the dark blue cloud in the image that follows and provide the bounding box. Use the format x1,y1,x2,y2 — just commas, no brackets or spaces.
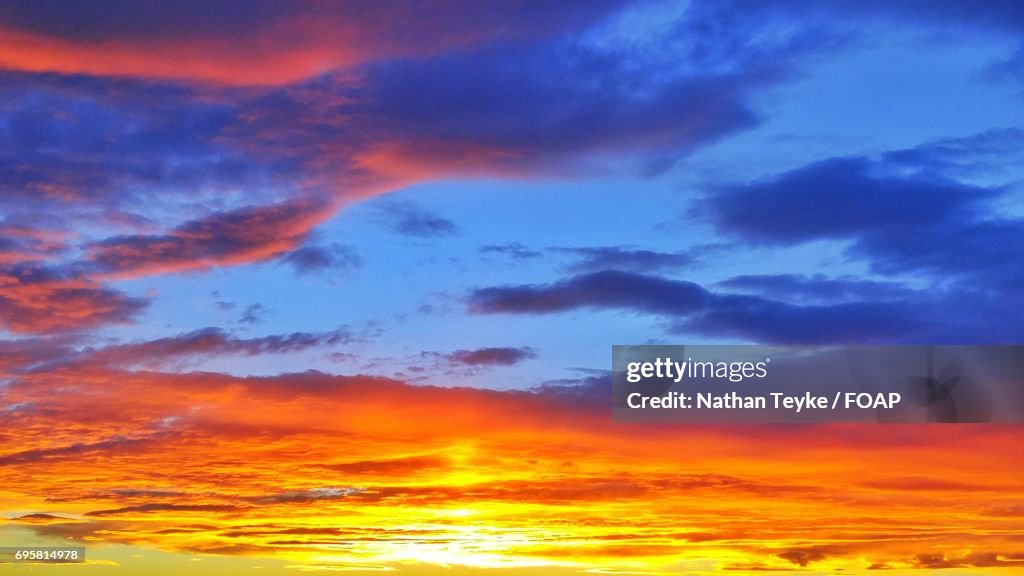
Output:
855,217,1024,289
0,0,295,41
0,74,260,208
0,0,628,46
479,243,543,261
375,201,458,238
480,244,710,273
717,274,915,303
449,347,537,367
673,293,921,344
558,247,699,273
695,0,1024,41
703,151,1024,289
531,373,611,407
703,157,995,245
239,304,267,325
986,46,1024,84
469,270,712,316
882,129,1024,179
352,41,769,174
280,244,362,276
467,270,925,344
217,28,783,181
76,327,355,369
0,325,356,374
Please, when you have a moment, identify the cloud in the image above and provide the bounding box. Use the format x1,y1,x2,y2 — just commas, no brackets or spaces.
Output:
217,8,803,186
479,243,542,261
0,326,356,375
0,2,1018,305
79,327,354,369
0,223,65,263
320,456,448,477
0,263,147,334
702,157,995,245
215,300,236,312
253,487,363,505
530,373,612,409
468,270,711,316
859,476,991,492
374,200,459,238
479,243,707,274
0,334,77,374
0,73,262,212
558,246,699,273
680,0,1024,68
674,295,923,344
913,551,1024,569
717,274,915,304
0,1,630,85
986,46,1024,84
854,214,1024,290
239,303,267,325
280,243,361,276
0,4,1022,572
448,347,537,367
379,346,540,383
0,2,821,292
749,0,1024,33
467,270,928,343
702,152,1024,290
881,128,1024,178
3,0,1020,91
0,74,336,283
776,548,829,566
88,199,334,277
86,503,242,517
349,45,769,179
57,5,780,196
0,435,157,466
13,513,75,523
110,489,185,498
3,366,1022,570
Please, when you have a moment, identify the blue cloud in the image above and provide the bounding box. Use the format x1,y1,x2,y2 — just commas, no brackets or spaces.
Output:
467,270,925,344
703,150,1024,289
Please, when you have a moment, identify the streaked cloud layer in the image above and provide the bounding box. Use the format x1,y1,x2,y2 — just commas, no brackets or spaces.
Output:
2,0,1024,574
3,359,1022,573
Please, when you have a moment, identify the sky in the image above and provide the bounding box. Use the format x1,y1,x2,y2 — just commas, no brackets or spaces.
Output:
1,0,1023,574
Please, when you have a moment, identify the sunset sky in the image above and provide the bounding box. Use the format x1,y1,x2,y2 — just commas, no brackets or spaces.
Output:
1,1,1024,574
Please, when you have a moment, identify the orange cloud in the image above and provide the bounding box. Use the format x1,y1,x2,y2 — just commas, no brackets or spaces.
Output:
0,264,146,334
1,365,1022,574
0,24,354,86
86,198,337,278
0,188,384,336
0,2,624,85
